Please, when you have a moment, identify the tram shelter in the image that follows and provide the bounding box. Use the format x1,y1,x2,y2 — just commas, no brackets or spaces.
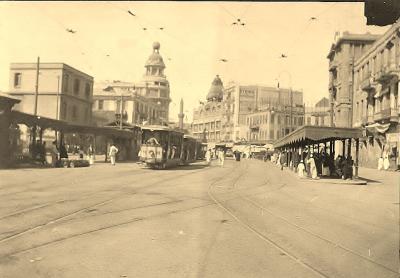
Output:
9,110,137,165
274,125,363,178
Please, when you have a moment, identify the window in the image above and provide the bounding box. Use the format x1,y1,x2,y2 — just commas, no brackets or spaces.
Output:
98,100,104,110
270,129,274,140
14,73,22,87
216,121,221,129
73,79,80,95
211,122,215,130
270,114,274,124
61,102,67,120
63,74,69,92
85,83,91,98
315,117,319,126
72,105,78,119
307,117,311,125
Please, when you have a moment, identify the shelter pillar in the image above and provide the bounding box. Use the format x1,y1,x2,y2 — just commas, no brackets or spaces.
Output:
347,138,352,157
355,138,359,179
342,140,346,157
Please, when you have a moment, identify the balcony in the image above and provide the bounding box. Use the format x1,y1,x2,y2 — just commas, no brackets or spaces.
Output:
374,108,398,122
375,64,400,83
360,73,375,91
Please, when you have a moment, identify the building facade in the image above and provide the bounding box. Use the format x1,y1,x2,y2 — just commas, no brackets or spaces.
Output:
8,62,94,125
304,97,331,127
191,76,304,144
245,104,305,143
327,32,380,128
353,20,400,168
92,42,171,126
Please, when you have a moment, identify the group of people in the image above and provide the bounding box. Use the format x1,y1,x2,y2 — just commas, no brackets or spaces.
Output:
205,148,225,167
274,148,355,180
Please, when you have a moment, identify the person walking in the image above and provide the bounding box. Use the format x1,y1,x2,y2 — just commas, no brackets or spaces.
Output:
109,143,119,166
218,148,225,167
205,149,212,166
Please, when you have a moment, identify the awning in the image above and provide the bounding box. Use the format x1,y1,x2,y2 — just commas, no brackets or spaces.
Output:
10,110,135,139
274,125,363,148
365,122,390,134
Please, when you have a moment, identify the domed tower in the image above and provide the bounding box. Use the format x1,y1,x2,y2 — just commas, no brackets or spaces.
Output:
142,42,171,123
206,75,224,102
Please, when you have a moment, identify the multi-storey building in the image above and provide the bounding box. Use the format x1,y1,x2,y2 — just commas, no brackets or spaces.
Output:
304,97,331,127
327,32,380,128
8,62,93,125
245,104,305,143
92,42,171,126
353,20,400,168
191,76,304,144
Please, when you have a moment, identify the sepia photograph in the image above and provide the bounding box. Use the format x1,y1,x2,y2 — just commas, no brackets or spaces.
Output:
0,1,399,277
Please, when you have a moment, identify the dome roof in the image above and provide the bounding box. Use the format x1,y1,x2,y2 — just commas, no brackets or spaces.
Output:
145,42,165,68
206,75,224,101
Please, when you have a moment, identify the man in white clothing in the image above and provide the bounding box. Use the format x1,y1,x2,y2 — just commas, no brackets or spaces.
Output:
109,143,119,166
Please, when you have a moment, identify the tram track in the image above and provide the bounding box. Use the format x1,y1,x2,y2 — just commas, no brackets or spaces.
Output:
207,171,329,278
0,163,214,245
208,160,399,277
240,195,398,275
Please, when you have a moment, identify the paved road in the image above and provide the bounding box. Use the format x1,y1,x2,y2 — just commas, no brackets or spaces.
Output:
0,159,398,278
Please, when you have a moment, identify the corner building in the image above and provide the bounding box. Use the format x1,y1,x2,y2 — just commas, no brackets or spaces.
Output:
92,42,171,126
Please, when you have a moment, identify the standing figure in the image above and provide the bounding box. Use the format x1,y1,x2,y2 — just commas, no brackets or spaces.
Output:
87,144,94,165
51,141,59,168
307,154,318,179
205,149,212,166
234,151,241,162
383,152,390,170
321,150,330,177
297,160,305,178
377,156,384,170
218,149,225,167
109,143,119,166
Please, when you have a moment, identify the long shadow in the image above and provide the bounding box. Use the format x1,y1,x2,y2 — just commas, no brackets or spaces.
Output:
357,177,382,184
164,164,209,171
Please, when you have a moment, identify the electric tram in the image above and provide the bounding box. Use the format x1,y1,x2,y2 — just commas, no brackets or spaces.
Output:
139,125,184,169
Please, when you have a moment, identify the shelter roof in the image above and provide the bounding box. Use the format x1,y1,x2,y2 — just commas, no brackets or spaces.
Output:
274,125,363,148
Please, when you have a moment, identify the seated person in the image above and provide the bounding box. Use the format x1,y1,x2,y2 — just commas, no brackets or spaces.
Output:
146,137,160,145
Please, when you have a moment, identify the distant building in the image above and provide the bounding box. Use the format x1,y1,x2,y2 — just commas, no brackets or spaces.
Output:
8,62,93,125
304,97,331,127
327,31,380,128
191,76,304,144
352,20,400,168
92,42,171,126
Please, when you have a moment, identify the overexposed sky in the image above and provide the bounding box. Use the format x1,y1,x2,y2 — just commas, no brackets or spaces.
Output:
0,1,389,122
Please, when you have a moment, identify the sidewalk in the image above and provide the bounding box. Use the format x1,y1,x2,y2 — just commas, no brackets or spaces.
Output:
267,161,398,186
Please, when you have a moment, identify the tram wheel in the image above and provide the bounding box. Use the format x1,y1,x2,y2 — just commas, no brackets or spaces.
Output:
70,161,75,168
161,162,167,170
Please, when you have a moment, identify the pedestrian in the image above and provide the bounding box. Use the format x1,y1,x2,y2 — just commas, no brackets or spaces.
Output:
377,155,384,171
297,160,305,178
234,150,241,162
307,154,318,179
205,149,212,166
87,144,94,165
109,143,119,166
383,152,390,170
50,141,59,168
218,148,225,167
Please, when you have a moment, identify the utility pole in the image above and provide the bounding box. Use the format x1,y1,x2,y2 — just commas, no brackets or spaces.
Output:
290,87,293,132
120,92,123,130
31,57,40,149
34,56,40,115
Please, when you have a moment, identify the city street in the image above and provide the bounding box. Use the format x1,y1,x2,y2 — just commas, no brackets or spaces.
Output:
0,159,398,278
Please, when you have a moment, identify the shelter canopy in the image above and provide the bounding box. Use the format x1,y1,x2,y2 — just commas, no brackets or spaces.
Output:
274,125,363,148
11,111,134,138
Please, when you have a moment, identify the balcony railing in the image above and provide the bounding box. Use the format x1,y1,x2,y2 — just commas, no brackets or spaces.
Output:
360,72,375,90
375,64,399,82
374,108,392,122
